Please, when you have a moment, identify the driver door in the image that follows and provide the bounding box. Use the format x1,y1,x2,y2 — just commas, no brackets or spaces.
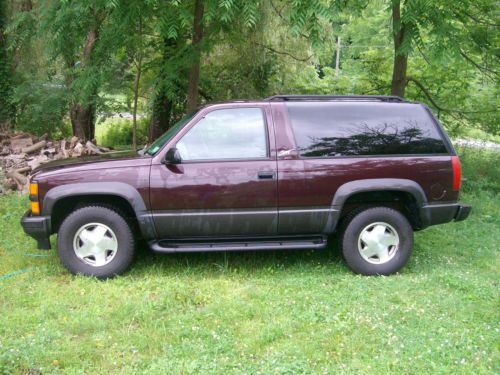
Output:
150,105,278,238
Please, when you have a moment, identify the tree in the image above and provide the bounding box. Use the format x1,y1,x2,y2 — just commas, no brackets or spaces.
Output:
42,1,117,140
389,0,498,98
148,0,260,139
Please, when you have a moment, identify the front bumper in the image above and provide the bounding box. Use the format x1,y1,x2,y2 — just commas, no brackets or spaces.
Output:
420,203,472,228
21,210,52,249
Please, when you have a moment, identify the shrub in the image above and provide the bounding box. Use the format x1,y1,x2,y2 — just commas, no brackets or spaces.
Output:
96,117,148,149
13,81,70,138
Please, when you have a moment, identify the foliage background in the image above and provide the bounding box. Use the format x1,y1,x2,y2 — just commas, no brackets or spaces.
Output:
0,0,497,144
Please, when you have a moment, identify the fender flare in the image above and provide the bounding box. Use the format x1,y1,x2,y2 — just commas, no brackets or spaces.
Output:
323,178,428,233
42,182,155,239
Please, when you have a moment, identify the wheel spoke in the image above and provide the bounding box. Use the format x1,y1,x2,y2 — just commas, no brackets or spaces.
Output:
372,224,387,238
79,228,94,244
360,244,378,258
91,225,108,243
380,232,398,247
76,241,94,258
93,249,108,267
98,236,117,251
360,230,374,246
376,246,390,263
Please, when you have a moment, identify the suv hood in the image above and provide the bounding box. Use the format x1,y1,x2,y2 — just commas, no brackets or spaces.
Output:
31,150,151,177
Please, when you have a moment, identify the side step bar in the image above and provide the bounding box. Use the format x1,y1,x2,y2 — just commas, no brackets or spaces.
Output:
149,235,327,253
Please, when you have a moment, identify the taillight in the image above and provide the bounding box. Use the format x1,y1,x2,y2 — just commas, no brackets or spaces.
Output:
452,156,461,191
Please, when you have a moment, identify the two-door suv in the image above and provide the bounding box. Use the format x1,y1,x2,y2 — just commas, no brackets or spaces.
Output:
21,95,471,278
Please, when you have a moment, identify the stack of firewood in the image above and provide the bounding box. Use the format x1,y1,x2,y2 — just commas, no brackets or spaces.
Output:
0,132,110,193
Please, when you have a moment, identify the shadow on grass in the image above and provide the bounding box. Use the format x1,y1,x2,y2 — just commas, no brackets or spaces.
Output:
127,238,345,277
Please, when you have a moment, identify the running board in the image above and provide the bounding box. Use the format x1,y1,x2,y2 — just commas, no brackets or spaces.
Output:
149,235,327,253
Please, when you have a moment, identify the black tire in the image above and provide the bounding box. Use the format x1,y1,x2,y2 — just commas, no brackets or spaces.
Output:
57,205,135,278
340,206,413,276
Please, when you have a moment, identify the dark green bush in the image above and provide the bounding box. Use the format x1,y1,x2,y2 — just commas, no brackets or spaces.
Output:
13,81,70,138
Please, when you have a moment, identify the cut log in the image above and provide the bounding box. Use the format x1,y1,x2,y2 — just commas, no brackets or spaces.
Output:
14,166,31,174
60,139,68,157
22,140,46,154
42,147,56,155
6,170,28,188
70,136,79,148
97,145,111,152
72,142,83,156
85,141,103,154
10,132,31,140
27,155,49,170
10,137,33,151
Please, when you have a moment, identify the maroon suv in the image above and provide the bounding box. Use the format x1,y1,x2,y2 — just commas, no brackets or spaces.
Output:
21,95,471,278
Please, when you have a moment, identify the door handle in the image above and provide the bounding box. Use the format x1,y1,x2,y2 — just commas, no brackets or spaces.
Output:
258,171,275,180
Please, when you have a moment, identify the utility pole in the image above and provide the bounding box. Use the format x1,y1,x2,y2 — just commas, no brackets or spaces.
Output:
335,36,341,76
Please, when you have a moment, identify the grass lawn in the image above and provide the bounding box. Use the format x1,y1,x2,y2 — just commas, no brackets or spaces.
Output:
0,148,498,374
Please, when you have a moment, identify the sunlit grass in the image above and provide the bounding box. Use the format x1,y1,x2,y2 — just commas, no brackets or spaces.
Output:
0,149,498,374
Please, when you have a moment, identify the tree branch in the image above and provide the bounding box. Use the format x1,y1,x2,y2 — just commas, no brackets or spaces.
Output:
269,0,310,40
406,76,498,115
253,42,313,62
459,49,498,78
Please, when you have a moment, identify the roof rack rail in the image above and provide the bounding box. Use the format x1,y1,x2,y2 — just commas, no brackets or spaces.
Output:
265,94,406,102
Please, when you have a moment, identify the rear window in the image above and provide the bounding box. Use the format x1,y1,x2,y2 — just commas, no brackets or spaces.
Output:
286,102,448,157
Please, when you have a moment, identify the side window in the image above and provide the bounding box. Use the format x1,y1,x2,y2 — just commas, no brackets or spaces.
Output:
286,102,448,157
176,107,268,161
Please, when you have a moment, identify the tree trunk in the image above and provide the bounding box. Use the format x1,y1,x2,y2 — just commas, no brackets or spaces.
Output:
70,26,99,140
12,0,32,70
0,0,14,131
70,103,95,140
132,17,143,151
148,36,178,141
186,0,204,112
390,0,408,97
148,94,172,141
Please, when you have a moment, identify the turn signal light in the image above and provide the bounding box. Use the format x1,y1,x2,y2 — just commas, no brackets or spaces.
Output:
29,182,40,214
31,201,40,215
29,182,38,195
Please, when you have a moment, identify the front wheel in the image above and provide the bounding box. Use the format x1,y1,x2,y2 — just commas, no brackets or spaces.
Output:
340,207,413,275
57,205,136,278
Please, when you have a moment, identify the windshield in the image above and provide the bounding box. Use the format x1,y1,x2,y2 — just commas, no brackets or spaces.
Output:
144,112,197,155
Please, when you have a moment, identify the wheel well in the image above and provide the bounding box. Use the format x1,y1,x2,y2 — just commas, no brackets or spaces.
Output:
50,194,139,234
340,190,421,229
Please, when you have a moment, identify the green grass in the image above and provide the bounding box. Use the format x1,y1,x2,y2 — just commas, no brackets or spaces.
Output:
0,150,499,374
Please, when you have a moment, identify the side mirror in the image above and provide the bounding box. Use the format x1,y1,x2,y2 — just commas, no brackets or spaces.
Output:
163,147,182,164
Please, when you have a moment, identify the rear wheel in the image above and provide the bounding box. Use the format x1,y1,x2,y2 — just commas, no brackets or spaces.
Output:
57,205,135,278
340,207,413,275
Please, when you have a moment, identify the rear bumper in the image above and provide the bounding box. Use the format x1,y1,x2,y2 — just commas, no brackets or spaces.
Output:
20,210,52,249
420,203,472,228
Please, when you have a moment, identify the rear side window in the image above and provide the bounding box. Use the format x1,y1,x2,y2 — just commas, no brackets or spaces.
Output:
286,102,448,157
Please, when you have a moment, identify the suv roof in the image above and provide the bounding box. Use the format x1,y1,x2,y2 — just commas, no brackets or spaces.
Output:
203,94,410,107
265,94,407,103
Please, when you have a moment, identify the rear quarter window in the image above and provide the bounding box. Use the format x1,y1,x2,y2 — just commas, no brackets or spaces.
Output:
286,102,449,157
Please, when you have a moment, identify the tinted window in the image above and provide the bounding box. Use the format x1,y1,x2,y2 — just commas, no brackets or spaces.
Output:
286,102,448,157
177,107,267,160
